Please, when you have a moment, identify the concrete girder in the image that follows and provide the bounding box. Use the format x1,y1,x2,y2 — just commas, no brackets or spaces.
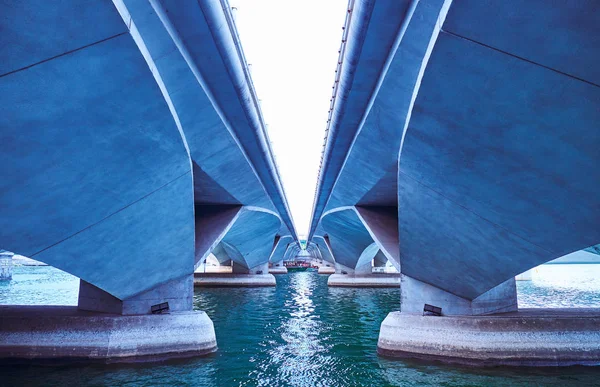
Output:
398,1,600,301
283,242,301,261
0,0,296,308
194,205,242,269
211,244,235,266
305,242,322,260
308,0,422,239
310,0,600,302
111,0,261,207
325,0,451,213
112,0,296,239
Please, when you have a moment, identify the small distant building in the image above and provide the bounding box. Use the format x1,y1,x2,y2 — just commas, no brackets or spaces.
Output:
0,249,14,280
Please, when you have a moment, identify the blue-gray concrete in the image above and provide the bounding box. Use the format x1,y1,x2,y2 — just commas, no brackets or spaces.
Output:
309,0,599,307
0,0,296,360
309,0,600,365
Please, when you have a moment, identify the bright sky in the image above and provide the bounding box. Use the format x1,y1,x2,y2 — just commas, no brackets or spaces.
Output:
232,0,349,237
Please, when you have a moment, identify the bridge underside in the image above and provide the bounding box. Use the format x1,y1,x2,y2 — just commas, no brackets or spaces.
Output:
0,0,295,361
310,0,600,365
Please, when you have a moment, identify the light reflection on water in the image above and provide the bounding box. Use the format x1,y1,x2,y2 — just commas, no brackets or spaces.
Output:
518,264,600,308
1,265,600,386
0,265,79,305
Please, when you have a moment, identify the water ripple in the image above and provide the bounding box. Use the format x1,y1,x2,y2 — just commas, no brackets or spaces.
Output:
3,267,600,385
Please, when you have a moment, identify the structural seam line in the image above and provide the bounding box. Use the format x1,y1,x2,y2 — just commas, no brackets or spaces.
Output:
399,171,555,255
441,29,600,89
31,170,192,258
0,32,128,79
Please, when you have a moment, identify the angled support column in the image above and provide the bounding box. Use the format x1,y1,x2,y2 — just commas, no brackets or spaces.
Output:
194,207,279,287
321,207,400,287
313,236,336,274
194,205,242,269
355,206,400,271
268,236,293,274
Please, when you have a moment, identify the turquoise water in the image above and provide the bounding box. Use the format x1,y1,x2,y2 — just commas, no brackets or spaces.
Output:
2,266,600,386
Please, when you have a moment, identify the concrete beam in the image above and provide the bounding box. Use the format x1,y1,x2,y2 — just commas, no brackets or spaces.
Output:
308,0,421,239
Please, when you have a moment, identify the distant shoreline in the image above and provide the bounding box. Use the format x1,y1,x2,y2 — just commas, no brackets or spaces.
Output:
12,255,47,266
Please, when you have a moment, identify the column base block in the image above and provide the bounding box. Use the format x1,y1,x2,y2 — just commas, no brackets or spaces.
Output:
327,273,401,287
0,305,216,363
194,273,276,287
269,266,288,274
378,309,600,366
317,266,335,274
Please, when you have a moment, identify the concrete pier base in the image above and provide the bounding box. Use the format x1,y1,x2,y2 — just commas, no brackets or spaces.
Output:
194,273,276,287
269,266,288,274
318,266,335,274
0,305,216,363
378,309,600,366
327,273,401,287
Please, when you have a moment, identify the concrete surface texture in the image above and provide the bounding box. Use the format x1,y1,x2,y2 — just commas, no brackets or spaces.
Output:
378,309,600,366
0,306,216,363
317,266,336,275
0,0,297,362
309,0,600,304
269,266,288,274
194,273,276,287
0,0,296,306
328,273,401,288
308,0,600,365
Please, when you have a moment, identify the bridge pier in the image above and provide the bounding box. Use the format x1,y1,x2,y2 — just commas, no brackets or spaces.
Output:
0,275,216,363
195,262,276,287
318,207,401,287
0,306,215,364
377,275,600,365
269,261,288,274
326,251,400,288
378,308,600,366
317,264,335,275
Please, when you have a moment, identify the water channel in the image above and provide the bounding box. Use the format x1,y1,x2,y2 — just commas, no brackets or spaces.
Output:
1,265,600,386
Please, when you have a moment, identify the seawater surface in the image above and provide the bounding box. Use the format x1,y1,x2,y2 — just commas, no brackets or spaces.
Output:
2,265,600,386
